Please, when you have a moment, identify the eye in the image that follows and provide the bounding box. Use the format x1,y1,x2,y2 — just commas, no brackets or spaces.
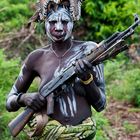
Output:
62,20,68,24
49,20,57,24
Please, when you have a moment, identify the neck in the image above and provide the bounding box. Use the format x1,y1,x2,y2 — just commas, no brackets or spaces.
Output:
51,38,72,52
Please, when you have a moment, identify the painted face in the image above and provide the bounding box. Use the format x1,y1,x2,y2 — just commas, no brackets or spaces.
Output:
45,8,73,42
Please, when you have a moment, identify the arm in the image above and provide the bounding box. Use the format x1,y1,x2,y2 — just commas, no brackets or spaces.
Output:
83,63,106,112
6,63,35,111
75,59,106,112
6,52,45,112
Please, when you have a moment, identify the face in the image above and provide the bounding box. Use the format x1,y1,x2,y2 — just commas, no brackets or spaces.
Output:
45,8,73,42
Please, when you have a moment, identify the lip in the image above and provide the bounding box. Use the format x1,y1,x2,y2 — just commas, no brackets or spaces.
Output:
52,32,66,38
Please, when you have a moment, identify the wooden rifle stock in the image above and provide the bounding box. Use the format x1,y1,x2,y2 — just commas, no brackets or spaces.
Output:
8,108,34,137
8,95,54,137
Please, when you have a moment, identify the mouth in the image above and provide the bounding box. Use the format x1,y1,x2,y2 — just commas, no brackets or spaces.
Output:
52,32,66,39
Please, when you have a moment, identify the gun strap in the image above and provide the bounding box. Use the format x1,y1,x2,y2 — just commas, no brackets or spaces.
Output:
27,111,49,137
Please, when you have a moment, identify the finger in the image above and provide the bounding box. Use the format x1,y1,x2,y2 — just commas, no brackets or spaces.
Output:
74,66,78,74
78,59,85,71
74,60,79,74
35,94,46,107
31,106,38,111
25,98,32,107
39,94,46,104
76,60,84,74
83,60,92,69
91,67,99,81
32,100,42,110
92,67,98,77
27,100,38,110
37,99,45,107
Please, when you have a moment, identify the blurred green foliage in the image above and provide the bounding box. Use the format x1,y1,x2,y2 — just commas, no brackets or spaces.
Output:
0,50,19,109
105,54,140,107
0,50,24,139
81,0,140,42
123,121,138,134
0,50,38,139
0,0,36,32
94,110,111,140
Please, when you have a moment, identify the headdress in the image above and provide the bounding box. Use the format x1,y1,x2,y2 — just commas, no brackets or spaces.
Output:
29,0,83,24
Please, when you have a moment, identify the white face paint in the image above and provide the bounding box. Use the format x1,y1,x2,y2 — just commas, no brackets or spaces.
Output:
45,8,73,42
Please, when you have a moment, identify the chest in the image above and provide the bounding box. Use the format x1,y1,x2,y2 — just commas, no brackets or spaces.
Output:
35,49,83,87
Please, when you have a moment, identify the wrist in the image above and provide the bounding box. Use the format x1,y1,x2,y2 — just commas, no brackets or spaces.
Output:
79,72,91,81
81,73,93,85
6,95,21,111
17,93,26,107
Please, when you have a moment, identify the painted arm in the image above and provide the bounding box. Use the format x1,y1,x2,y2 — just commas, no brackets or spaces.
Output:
6,60,35,111
75,59,106,112
84,63,106,112
6,53,45,112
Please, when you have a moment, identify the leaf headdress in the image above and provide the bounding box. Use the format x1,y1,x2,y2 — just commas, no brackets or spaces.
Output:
29,0,83,24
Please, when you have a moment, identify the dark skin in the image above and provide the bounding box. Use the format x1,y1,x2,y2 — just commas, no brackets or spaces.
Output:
18,40,101,124
6,11,105,126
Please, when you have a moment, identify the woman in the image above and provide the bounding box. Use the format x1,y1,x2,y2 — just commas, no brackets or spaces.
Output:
6,0,106,139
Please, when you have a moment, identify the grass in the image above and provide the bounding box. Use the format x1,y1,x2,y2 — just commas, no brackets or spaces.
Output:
123,121,138,134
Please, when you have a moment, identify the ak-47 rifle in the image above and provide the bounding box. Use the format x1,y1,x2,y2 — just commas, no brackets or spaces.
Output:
8,14,140,137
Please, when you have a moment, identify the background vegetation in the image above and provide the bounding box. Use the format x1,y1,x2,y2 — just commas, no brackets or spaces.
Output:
0,0,140,139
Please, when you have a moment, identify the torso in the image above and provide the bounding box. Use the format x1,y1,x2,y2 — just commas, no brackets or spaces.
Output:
28,40,97,125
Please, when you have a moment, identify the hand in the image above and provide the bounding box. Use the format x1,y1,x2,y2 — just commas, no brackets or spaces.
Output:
74,59,93,81
18,93,46,111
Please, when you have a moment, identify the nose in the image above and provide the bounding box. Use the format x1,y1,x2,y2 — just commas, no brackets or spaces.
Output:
55,22,63,31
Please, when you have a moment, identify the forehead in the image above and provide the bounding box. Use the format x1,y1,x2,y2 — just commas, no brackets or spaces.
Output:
47,9,72,21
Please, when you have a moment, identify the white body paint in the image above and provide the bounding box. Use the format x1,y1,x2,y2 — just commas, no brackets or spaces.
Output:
45,8,73,42
18,64,26,82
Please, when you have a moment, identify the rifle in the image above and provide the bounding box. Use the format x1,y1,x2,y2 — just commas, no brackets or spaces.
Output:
8,14,140,137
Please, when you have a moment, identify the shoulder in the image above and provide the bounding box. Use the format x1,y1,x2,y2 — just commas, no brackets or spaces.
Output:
82,41,98,51
74,40,98,54
73,40,98,49
24,46,50,69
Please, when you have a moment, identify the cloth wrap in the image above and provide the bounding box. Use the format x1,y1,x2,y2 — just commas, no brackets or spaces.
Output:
25,112,96,140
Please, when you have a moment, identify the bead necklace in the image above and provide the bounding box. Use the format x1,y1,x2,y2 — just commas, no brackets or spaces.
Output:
51,42,73,66
51,42,73,58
